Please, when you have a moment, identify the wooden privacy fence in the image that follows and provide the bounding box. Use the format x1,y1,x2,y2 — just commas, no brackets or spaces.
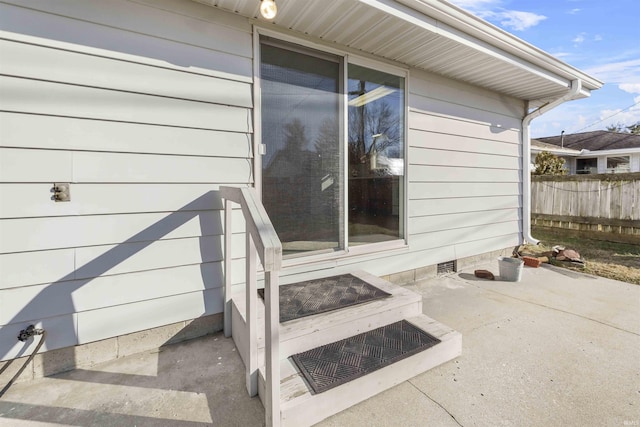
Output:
531,173,640,237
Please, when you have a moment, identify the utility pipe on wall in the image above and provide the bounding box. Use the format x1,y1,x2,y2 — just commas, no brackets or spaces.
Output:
521,79,582,245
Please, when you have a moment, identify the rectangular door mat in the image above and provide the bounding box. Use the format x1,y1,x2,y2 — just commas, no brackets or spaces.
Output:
257,274,391,323
291,320,441,394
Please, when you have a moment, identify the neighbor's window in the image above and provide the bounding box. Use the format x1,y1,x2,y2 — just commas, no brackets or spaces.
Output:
576,158,598,174
606,156,630,173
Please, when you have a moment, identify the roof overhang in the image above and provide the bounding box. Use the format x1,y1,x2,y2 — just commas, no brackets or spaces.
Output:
195,0,602,103
531,143,640,157
579,147,640,156
531,146,581,156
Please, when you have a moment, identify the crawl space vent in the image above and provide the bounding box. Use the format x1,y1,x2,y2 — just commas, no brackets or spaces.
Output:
437,260,456,275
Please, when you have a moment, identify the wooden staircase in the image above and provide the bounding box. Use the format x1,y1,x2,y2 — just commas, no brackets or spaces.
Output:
220,186,461,427
233,270,461,426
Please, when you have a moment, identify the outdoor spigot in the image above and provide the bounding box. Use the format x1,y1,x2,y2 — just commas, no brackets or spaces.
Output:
17,325,44,342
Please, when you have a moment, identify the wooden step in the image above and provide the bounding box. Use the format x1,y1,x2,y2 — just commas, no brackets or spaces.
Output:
257,314,462,427
232,270,422,364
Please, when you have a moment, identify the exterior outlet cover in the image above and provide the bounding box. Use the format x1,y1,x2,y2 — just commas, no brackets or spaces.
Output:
53,182,71,202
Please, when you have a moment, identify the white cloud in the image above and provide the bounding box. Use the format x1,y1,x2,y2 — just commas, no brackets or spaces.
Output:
568,8,581,14
448,0,499,8
447,0,546,31
620,83,640,94
598,95,640,127
585,58,640,85
496,11,547,31
552,52,572,59
570,33,602,46
576,115,588,129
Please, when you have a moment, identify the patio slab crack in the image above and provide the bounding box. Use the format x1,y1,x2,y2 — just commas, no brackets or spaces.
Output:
408,379,464,427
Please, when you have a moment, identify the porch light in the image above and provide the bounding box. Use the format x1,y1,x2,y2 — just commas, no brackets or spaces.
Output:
260,0,277,19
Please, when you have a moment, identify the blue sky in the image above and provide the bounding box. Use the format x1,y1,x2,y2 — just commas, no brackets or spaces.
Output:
448,0,640,138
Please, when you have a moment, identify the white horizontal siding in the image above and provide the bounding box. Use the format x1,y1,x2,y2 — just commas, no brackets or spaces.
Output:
0,184,239,218
0,148,73,182
409,195,521,217
408,129,520,157
0,148,253,183
77,288,223,344
0,77,251,132
410,165,520,182
0,314,78,360
0,210,247,253
409,146,520,170
1,263,224,324
410,69,524,118
409,182,520,199
0,0,253,80
406,69,524,261
73,151,253,183
409,110,519,143
0,0,255,359
0,249,74,290
0,39,252,108
409,209,521,234
0,113,253,157
409,221,521,251
0,236,247,290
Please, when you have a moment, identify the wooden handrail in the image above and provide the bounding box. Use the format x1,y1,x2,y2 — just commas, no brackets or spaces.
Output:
220,186,282,427
221,186,282,271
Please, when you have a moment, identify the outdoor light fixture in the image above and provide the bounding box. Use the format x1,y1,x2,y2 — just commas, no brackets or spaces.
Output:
260,0,277,19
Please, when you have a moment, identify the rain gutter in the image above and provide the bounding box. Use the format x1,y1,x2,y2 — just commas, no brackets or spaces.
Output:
522,79,582,245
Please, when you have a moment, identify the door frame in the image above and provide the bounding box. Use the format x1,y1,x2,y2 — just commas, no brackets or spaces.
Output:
252,26,410,263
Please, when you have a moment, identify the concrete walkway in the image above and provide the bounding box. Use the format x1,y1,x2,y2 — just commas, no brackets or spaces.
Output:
1,261,639,426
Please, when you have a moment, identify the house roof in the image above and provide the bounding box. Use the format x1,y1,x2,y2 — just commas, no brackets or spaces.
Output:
197,0,602,104
536,131,640,151
530,139,580,155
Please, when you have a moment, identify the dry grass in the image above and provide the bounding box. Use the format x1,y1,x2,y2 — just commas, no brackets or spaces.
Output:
526,226,640,285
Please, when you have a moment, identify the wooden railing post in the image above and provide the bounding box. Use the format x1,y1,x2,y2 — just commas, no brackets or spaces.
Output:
220,186,281,426
264,270,281,427
223,198,233,338
246,232,258,397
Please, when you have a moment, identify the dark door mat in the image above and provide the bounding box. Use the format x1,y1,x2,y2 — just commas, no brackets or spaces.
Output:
257,274,391,323
290,320,441,394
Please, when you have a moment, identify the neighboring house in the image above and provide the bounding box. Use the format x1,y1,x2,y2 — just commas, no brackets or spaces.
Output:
532,131,640,174
0,0,601,391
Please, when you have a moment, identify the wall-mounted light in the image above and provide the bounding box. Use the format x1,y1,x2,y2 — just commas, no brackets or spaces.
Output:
260,0,277,19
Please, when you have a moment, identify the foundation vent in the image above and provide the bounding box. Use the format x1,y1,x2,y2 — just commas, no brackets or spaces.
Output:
437,260,456,275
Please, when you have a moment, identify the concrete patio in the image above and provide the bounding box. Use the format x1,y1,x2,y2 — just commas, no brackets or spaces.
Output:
1,260,638,426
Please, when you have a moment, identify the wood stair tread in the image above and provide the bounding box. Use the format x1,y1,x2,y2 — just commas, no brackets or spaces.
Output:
233,270,422,350
258,313,462,427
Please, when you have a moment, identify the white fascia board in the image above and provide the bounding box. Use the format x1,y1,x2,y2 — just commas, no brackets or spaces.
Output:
391,0,603,91
579,147,640,157
531,147,581,156
360,0,570,90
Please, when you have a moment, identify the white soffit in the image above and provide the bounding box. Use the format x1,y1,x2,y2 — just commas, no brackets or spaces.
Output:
196,0,603,102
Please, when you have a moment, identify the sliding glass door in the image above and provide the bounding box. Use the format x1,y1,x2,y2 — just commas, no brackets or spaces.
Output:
261,40,343,255
260,38,405,257
347,64,404,245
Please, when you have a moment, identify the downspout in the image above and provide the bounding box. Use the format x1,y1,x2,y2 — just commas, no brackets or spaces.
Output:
522,79,582,245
